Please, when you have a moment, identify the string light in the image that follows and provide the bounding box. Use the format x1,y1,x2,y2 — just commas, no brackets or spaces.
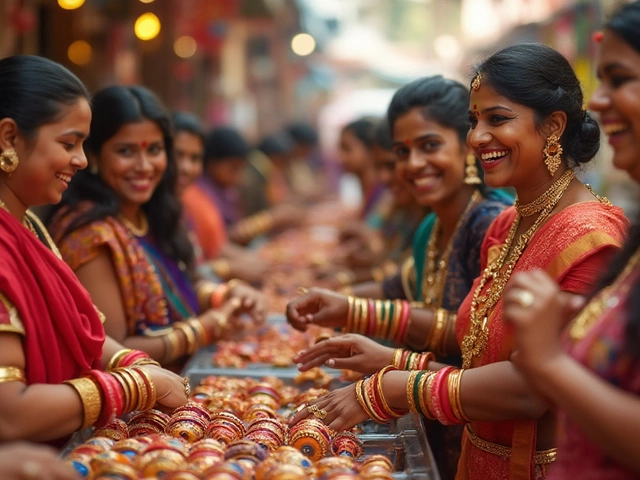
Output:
58,0,85,9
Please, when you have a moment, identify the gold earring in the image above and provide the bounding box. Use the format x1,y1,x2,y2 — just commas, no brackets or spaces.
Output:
0,148,19,175
543,134,563,176
464,154,481,185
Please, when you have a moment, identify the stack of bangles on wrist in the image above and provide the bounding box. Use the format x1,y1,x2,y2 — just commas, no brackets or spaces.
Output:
235,210,274,242
391,348,435,370
405,366,469,425
422,308,457,356
64,366,157,430
355,366,409,423
344,297,412,344
161,318,211,364
197,279,246,309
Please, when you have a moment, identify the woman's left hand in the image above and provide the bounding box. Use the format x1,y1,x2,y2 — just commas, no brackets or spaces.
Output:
503,270,585,376
143,365,189,412
228,282,268,324
289,383,369,431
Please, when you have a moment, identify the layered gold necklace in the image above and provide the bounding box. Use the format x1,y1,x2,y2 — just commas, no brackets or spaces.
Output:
0,198,37,236
422,190,482,307
119,213,149,237
461,169,575,368
568,247,640,341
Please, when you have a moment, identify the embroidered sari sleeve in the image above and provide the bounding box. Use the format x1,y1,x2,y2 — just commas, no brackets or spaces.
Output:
56,223,118,272
0,291,25,335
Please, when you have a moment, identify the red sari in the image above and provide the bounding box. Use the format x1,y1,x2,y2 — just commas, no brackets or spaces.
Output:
455,203,628,480
0,209,104,385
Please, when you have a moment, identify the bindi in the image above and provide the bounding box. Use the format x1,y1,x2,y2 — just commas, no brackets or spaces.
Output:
403,139,411,146
140,141,148,149
473,104,480,117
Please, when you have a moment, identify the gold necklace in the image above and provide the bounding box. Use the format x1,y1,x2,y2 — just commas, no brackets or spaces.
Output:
0,198,37,236
568,247,640,341
461,169,575,368
422,190,482,307
515,169,575,217
118,213,149,237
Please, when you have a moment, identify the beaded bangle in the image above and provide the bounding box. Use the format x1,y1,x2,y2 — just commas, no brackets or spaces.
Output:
406,371,420,414
64,377,102,428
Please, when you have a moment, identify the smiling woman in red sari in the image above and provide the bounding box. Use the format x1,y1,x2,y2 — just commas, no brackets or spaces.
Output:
0,55,186,446
290,44,628,480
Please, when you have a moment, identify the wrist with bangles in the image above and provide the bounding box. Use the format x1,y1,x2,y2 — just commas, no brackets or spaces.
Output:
344,296,412,343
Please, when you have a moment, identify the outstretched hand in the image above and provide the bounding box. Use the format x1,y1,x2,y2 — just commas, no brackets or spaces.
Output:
293,334,394,375
285,287,349,331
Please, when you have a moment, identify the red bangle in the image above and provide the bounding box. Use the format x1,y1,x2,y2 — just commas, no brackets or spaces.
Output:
431,367,456,425
118,350,150,368
92,370,125,427
367,299,376,336
395,301,411,344
210,284,229,308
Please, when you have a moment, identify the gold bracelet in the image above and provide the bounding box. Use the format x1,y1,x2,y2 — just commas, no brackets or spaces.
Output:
0,366,26,384
110,369,133,413
419,372,436,420
162,330,181,364
115,368,139,413
187,317,210,346
429,308,447,353
344,296,355,333
374,300,384,338
134,367,157,411
406,370,420,414
106,349,134,371
196,282,217,310
64,377,102,429
453,369,470,422
211,259,231,279
174,322,198,355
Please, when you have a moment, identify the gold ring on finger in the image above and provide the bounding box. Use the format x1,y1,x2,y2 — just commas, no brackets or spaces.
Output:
314,408,328,420
516,290,534,308
307,404,319,415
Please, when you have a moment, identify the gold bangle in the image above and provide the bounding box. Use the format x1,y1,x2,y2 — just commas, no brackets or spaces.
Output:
64,377,102,429
115,368,139,413
420,372,436,420
174,322,197,355
211,259,231,279
374,300,384,338
106,349,134,371
196,282,217,310
162,330,181,364
360,298,369,335
391,348,402,369
134,367,157,411
0,366,26,384
354,379,367,413
187,318,209,346
454,369,470,422
406,370,420,414
429,308,447,354
344,296,355,333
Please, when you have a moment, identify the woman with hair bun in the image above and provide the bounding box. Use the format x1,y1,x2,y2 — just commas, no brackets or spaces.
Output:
505,2,640,478
291,44,628,480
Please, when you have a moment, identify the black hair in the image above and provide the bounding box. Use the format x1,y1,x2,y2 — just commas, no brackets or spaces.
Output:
46,85,194,272
387,75,488,194
0,55,89,146
596,1,640,359
373,119,393,151
172,111,205,144
203,126,250,166
258,132,293,157
286,122,318,146
472,43,600,168
387,75,470,144
341,118,377,149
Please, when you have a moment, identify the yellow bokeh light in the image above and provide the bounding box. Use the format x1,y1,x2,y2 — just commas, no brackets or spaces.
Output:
58,0,85,10
174,36,197,59
139,0,155,3
134,12,161,41
291,33,316,56
67,40,92,66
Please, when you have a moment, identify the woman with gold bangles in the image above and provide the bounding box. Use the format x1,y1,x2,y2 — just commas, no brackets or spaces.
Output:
0,55,187,446
504,3,640,478
288,75,512,480
290,44,629,480
47,85,266,367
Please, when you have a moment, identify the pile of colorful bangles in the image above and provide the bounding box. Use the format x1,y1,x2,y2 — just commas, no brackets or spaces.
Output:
64,375,396,479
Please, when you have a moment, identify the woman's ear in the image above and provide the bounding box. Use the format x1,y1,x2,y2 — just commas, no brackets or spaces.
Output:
0,118,19,152
544,110,568,139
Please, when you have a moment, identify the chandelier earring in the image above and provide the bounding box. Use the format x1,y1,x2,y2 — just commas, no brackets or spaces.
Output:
0,148,19,176
464,154,481,185
543,134,563,176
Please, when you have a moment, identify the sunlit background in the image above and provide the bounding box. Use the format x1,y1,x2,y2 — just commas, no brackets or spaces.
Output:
0,0,636,207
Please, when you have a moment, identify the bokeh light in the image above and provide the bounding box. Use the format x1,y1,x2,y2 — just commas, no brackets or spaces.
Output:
291,33,316,56
134,12,161,41
174,36,197,59
67,40,92,65
57,0,85,10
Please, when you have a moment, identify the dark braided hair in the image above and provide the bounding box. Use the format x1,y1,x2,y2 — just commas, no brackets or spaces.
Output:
594,0,640,358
